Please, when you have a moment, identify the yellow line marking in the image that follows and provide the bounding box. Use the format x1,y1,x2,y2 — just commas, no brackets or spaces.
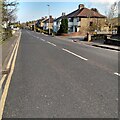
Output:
6,39,18,69
0,31,21,120
0,32,19,98
0,75,7,90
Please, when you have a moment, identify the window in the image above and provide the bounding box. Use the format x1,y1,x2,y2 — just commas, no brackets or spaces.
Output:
56,21,59,25
69,18,73,22
77,17,81,22
69,26,73,32
90,21,93,26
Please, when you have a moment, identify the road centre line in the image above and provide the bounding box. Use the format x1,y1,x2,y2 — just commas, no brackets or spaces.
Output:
62,48,88,61
47,41,56,46
0,32,21,120
44,34,48,36
36,36,39,39
114,72,120,76
40,38,45,42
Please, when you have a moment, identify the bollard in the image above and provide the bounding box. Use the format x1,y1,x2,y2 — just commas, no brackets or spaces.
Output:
87,32,91,42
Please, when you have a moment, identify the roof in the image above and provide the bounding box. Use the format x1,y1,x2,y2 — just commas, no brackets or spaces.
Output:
54,15,67,22
54,7,106,22
67,8,106,18
43,17,54,23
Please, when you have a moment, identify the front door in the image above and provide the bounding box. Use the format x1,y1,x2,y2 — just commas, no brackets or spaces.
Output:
75,26,77,32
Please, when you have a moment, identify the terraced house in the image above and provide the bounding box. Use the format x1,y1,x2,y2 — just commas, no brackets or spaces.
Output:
53,4,106,34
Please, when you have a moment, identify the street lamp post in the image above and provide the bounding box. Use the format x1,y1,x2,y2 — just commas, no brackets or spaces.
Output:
47,5,50,35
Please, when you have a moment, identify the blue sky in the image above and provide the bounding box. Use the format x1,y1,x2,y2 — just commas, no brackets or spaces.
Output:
17,0,118,23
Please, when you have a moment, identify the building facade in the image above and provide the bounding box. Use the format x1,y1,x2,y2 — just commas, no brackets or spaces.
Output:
53,4,106,34
53,13,66,33
43,16,54,31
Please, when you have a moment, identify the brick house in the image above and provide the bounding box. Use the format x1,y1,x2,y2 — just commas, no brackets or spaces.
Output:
53,4,106,34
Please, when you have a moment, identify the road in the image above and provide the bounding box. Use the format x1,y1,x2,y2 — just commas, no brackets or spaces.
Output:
2,29,118,118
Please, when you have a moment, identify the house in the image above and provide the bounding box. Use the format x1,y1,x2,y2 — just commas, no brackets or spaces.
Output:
43,16,54,31
53,4,106,34
35,16,47,30
53,13,66,33
27,21,36,30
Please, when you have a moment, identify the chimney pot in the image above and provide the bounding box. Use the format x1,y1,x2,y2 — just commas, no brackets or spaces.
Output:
78,4,84,9
62,12,65,16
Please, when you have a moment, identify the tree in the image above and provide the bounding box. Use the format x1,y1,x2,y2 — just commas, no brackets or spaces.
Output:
108,2,117,19
57,18,68,34
2,0,19,27
1,0,19,40
105,2,118,31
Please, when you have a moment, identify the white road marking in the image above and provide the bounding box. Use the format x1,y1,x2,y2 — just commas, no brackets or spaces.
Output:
47,41,56,47
40,38,45,42
33,35,37,38
44,34,48,36
62,48,88,61
114,72,120,76
0,31,21,120
36,32,40,35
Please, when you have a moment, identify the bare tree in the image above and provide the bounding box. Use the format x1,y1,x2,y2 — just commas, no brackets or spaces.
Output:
108,2,117,19
105,2,118,31
2,0,19,27
1,0,19,40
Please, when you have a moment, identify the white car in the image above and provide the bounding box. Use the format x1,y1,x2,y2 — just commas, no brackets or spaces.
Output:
13,27,19,31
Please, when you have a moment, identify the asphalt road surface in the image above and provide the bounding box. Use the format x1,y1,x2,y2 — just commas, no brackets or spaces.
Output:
3,29,118,118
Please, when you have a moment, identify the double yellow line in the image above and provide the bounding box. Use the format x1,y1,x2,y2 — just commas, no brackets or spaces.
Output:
0,31,21,120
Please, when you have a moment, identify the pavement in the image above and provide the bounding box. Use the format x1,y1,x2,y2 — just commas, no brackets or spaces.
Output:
0,30,21,119
2,29,118,118
56,36,120,51
1,30,20,70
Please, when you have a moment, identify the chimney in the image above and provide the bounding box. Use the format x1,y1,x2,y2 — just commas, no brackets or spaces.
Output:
78,4,84,9
62,12,65,16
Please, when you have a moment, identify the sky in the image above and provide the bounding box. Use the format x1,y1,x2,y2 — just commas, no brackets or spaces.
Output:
17,0,119,23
